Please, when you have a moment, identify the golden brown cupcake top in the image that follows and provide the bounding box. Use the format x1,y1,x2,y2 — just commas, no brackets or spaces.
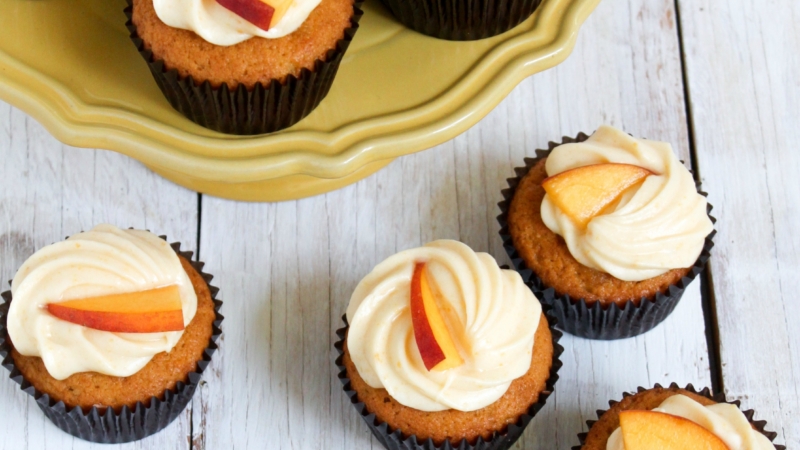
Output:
343,313,554,445
540,125,713,282
585,387,774,450
7,225,197,380
509,158,691,303
153,0,322,46
606,394,774,449
345,240,542,412
133,0,355,88
10,255,216,411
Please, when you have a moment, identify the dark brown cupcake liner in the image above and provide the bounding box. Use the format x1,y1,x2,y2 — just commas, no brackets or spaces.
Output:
335,301,563,450
497,132,716,340
0,239,223,443
379,0,542,41
124,0,364,135
572,383,785,450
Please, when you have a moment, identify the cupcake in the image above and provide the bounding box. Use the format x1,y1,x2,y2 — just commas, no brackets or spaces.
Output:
335,240,561,449
575,384,783,450
499,125,715,339
0,225,222,443
126,0,362,134
379,0,542,40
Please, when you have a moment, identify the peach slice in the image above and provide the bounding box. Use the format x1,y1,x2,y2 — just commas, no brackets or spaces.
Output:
47,285,185,333
619,410,729,450
264,0,293,28
217,0,293,31
410,262,464,371
542,163,652,228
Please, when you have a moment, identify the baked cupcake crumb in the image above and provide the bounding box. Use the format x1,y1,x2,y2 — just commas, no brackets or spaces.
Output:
9,255,215,411
343,313,554,445
132,0,355,88
508,158,690,304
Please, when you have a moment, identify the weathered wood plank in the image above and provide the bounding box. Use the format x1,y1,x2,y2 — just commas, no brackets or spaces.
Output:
193,0,711,448
0,101,198,450
474,4,711,447
678,0,799,446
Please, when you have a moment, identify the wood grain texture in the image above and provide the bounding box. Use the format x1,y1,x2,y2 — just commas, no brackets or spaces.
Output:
192,0,711,448
7,0,788,446
678,0,799,446
0,101,199,450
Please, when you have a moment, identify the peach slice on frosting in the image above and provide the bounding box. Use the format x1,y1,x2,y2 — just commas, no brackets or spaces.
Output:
619,410,730,450
410,262,464,372
216,0,293,31
47,285,185,333
542,163,652,228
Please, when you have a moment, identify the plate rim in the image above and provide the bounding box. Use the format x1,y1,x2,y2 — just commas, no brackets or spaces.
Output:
0,0,600,183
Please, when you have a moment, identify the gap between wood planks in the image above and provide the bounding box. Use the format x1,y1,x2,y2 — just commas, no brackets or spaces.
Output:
673,0,724,396
181,7,726,443
190,192,202,449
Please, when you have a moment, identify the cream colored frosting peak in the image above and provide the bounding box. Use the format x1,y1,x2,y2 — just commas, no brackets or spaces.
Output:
7,225,197,380
540,125,714,282
154,0,323,46
606,394,775,450
346,240,541,412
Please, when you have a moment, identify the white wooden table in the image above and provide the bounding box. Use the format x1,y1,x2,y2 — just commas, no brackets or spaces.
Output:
1,0,797,448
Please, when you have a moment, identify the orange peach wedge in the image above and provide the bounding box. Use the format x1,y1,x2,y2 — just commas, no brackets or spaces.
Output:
542,163,652,228
619,410,729,450
216,0,293,31
47,285,185,333
410,262,464,371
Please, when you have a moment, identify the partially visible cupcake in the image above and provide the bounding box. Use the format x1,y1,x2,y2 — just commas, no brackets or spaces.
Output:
127,0,362,134
499,125,715,339
575,384,782,450
379,0,542,40
336,240,561,449
0,224,222,443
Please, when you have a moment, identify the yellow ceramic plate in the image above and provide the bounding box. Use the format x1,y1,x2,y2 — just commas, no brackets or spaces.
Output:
0,0,599,201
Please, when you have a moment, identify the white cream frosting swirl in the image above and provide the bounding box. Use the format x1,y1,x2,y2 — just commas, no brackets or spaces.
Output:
541,125,714,282
154,0,323,46
345,240,541,412
7,224,198,380
607,394,775,450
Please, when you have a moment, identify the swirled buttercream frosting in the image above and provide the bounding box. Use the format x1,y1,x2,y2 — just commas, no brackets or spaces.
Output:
540,125,714,282
7,225,198,380
154,0,323,46
345,240,541,412
607,394,775,450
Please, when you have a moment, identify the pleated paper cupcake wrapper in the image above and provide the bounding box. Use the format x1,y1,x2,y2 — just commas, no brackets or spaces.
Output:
0,240,224,443
497,132,716,340
379,0,542,41
335,307,563,450
124,0,364,135
572,383,785,450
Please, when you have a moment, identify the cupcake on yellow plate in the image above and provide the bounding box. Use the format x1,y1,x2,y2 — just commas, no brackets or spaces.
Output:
379,0,542,40
336,240,561,449
576,384,783,450
0,224,222,443
498,125,715,339
126,0,362,134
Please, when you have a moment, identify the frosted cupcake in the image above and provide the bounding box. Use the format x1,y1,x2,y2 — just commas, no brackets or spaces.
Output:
576,384,782,450
127,0,362,134
336,240,561,449
379,0,542,40
0,225,222,442
499,125,715,339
